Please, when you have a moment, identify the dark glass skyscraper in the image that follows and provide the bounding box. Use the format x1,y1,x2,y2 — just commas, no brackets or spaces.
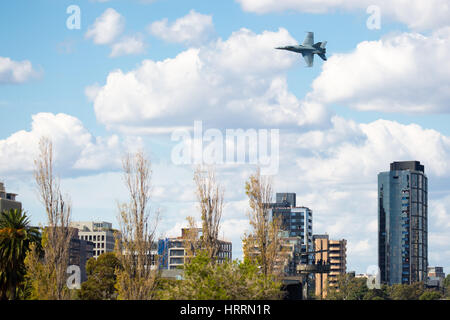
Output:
378,161,428,285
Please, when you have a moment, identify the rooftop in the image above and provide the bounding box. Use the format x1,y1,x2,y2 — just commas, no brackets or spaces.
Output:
390,161,424,173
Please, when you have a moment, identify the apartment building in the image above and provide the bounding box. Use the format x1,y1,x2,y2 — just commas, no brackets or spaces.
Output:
270,193,314,265
70,221,116,258
158,227,232,269
313,234,347,299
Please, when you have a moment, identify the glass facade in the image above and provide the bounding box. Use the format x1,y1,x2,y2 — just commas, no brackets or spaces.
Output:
271,193,314,266
378,161,428,285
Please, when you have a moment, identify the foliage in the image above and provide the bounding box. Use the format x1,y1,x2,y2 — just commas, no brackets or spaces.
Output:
444,274,450,287
161,251,283,300
444,274,450,298
326,274,368,300
324,276,441,301
29,137,74,300
115,150,160,300
419,290,442,300
24,240,58,300
193,167,224,262
243,168,281,278
78,252,122,300
363,284,390,300
388,282,425,300
0,209,41,300
24,229,72,300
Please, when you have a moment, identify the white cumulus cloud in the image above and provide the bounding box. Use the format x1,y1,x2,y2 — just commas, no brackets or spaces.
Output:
0,113,123,176
85,8,125,45
0,57,38,84
149,10,214,46
92,28,330,133
110,34,146,57
295,117,450,184
236,0,450,30
308,27,450,114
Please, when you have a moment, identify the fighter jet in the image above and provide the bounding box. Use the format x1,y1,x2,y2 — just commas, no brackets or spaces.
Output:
275,32,327,67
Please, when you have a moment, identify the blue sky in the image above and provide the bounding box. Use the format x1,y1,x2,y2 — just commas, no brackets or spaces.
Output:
1,0,450,274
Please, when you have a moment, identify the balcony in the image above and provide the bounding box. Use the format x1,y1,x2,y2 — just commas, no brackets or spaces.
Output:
297,263,330,274
328,253,341,258
329,259,341,264
169,249,185,257
169,257,185,265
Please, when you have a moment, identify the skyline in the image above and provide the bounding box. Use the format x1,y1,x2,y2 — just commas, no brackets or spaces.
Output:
1,0,450,274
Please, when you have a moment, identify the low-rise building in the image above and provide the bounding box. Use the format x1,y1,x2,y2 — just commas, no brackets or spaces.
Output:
427,266,445,292
69,228,94,282
70,221,117,258
43,226,94,283
158,227,232,269
0,182,22,213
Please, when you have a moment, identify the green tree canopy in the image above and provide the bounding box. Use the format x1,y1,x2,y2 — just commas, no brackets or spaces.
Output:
78,252,122,300
445,274,450,298
419,290,442,300
445,274,450,287
363,284,390,300
160,251,283,300
389,282,425,300
0,209,41,300
326,274,368,300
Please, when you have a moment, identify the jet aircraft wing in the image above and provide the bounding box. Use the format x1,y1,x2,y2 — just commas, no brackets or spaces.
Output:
302,32,314,46
302,52,314,67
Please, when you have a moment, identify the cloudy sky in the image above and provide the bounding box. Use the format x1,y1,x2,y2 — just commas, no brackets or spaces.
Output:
1,0,450,274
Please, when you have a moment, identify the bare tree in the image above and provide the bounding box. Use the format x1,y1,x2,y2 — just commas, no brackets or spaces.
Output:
183,216,201,263
243,168,281,277
114,150,160,300
27,137,73,300
193,166,224,262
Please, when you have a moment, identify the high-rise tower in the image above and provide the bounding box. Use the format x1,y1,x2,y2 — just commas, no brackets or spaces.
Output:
378,161,428,285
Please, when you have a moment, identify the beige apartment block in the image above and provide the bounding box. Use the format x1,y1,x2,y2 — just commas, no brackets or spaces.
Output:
313,234,347,299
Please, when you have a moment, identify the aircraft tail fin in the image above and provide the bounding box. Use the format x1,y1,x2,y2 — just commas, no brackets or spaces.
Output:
313,41,327,49
318,53,327,61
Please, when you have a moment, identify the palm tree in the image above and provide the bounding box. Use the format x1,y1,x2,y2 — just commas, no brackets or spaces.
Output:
0,208,41,300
